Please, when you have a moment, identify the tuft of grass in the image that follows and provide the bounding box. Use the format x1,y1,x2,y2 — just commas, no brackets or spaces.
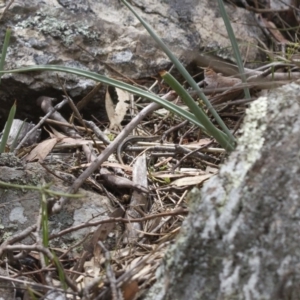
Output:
0,64,207,128
161,71,233,150
0,3,240,151
121,0,236,149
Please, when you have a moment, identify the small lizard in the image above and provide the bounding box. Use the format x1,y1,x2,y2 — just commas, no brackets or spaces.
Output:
117,135,160,165
203,67,242,88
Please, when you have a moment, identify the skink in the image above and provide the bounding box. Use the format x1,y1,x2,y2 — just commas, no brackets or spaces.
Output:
117,135,160,165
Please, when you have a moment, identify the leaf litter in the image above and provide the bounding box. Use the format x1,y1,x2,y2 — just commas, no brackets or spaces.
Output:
3,2,300,298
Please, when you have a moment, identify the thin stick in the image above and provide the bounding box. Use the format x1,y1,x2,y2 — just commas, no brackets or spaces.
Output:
14,98,68,153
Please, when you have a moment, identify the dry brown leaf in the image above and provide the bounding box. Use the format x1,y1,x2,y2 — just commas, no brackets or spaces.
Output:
122,280,139,300
25,138,58,162
106,87,130,130
55,137,84,146
205,166,219,174
256,15,289,44
124,155,148,243
115,88,130,120
47,127,89,148
151,172,186,179
132,264,153,280
171,174,213,187
82,257,101,287
152,169,208,179
105,88,115,126
46,126,67,139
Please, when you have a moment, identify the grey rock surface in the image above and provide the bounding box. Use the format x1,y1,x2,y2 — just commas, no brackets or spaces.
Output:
0,155,112,247
145,82,300,299
0,0,265,127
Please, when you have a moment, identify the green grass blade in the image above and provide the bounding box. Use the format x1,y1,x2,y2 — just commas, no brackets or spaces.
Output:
161,71,234,151
41,191,49,265
121,0,236,147
0,101,16,153
0,28,11,84
26,287,39,300
217,0,250,98
0,65,206,129
52,251,67,290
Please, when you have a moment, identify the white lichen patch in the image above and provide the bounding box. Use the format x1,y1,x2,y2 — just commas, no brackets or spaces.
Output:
242,255,264,300
9,206,27,224
238,97,267,165
200,95,269,237
15,12,101,47
71,200,110,240
215,97,268,232
219,259,241,295
226,96,267,185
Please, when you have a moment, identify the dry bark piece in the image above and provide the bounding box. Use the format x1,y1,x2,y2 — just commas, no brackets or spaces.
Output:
100,168,149,194
124,154,149,243
37,96,81,138
1,119,41,149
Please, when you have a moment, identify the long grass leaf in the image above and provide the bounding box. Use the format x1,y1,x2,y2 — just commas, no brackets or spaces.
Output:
0,65,206,129
217,0,250,98
0,28,11,84
161,71,234,151
52,251,67,290
41,192,49,265
121,0,235,147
